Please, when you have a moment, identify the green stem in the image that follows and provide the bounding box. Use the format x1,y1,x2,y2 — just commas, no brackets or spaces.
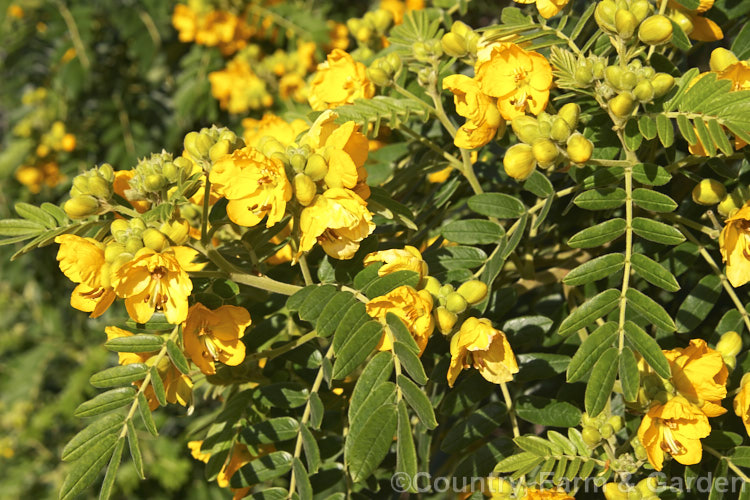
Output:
704,446,750,482
298,254,314,286
56,0,91,69
200,177,211,246
618,162,634,353
500,382,520,438
246,331,318,362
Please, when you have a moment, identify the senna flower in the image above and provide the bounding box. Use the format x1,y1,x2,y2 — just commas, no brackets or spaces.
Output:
298,188,375,260
513,0,570,19
209,147,292,228
242,113,309,149
188,440,273,499
719,202,750,287
105,326,193,409
365,285,435,354
379,0,425,25
447,317,518,387
475,42,553,120
637,395,711,471
443,74,505,149
209,58,273,113
522,487,575,499
664,338,728,417
308,49,375,111
363,245,428,279
733,373,750,436
183,303,251,375
55,234,117,318
112,246,201,324
668,0,723,41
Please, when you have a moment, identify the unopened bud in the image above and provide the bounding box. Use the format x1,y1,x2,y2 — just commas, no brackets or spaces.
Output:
669,9,693,36
88,176,112,199
692,178,726,205
372,9,393,32
717,331,742,358
608,415,624,432
184,131,211,160
575,65,594,85
64,195,100,219
718,191,743,217
451,20,472,38
129,218,147,232
110,219,130,235
605,65,624,90
72,175,90,194
532,138,558,167
595,0,617,32
630,0,651,22
435,306,458,334
581,426,602,446
558,103,580,129
603,483,630,500
161,219,190,245
366,67,391,87
355,26,373,43
615,9,638,39
144,174,167,192
209,139,231,163
633,79,655,102
386,53,402,74
503,143,536,180
638,15,673,45
304,153,329,181
511,116,542,144
98,163,114,182
600,423,615,439
141,228,169,251
651,73,675,98
290,153,307,173
125,236,144,254
104,242,126,263
445,292,468,314
457,280,488,305
412,41,430,62
441,32,467,58
423,276,442,296
636,477,659,496
710,48,739,73
294,174,317,206
550,117,573,143
609,92,636,118
620,71,638,91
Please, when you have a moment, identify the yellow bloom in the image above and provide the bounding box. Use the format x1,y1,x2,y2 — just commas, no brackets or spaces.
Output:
637,396,711,471
720,202,750,287
7,5,24,18
475,42,553,120
664,338,728,417
112,246,200,324
172,4,253,55
379,0,425,25
427,166,453,183
209,58,273,113
279,73,308,102
105,326,193,410
183,303,251,375
326,21,350,51
55,235,117,318
443,74,505,149
364,246,428,279
366,285,434,355
308,49,375,111
209,147,292,228
668,0,723,41
113,170,151,213
522,487,575,499
188,440,273,497
299,188,375,260
448,317,518,387
717,60,750,92
15,161,64,194
242,113,309,149
733,374,750,436
513,0,570,19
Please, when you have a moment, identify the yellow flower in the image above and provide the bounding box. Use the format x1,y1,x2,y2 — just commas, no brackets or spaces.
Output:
443,74,505,149
308,49,375,111
209,58,273,113
183,303,251,375
447,317,518,387
668,0,723,41
242,113,309,149
299,188,375,260
717,59,750,92
475,42,553,120
379,0,425,25
720,202,750,287
522,487,575,499
427,166,453,183
15,161,64,194
172,4,253,55
55,235,117,318
513,0,570,19
7,4,24,18
112,246,200,324
209,147,292,228
366,285,435,354
664,338,728,417
637,395,711,471
733,374,750,436
266,223,293,265
105,326,193,409
113,170,151,213
188,440,273,497
279,73,308,102
364,246,428,279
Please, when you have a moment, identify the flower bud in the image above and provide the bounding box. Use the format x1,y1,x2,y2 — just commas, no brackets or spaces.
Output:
72,175,90,194
575,65,594,85
438,284,454,297
386,52,402,74
355,26,373,43
184,131,211,160
718,190,743,217
423,276,442,296
592,60,606,79
88,176,112,199
99,263,112,289
451,20,472,38
609,92,636,118
692,178,726,206
304,153,329,181
629,0,651,22
558,103,580,129
161,219,190,245
144,174,167,192
110,219,130,235
104,242,126,263
603,483,631,500
717,330,742,358
651,73,675,98
435,306,458,334
141,228,169,251
445,291,468,314
503,143,536,180
581,426,602,446
129,218,147,232
426,39,443,57
620,71,638,91
290,153,307,173
669,9,693,35
532,138,559,167
412,41,430,62
441,32,467,58
457,280,488,305
366,67,391,87
511,116,542,144
294,173,317,206
162,162,179,182
636,477,659,497
372,9,393,32
595,0,617,32
638,15,673,45
633,80,655,102
550,117,573,143
633,443,648,461
209,139,231,163
605,65,624,90
125,236,144,254
600,423,614,439
710,48,739,73
615,9,638,40
61,133,76,152
464,31,480,55
64,195,100,219
261,137,285,158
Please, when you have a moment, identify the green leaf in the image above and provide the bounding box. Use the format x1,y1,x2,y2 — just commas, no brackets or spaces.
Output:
632,189,678,213
59,434,118,500
626,288,677,332
619,346,640,402
89,364,148,388
333,302,369,352
256,383,309,408
300,424,321,473
166,339,190,374
298,285,338,323
396,401,418,492
656,114,675,147
694,117,717,156
387,313,420,354
397,374,437,429
441,402,507,453
393,342,428,384
309,392,324,430
332,321,383,379
676,274,722,333
584,347,619,417
104,334,164,353
563,253,625,286
523,170,554,197
567,322,618,382
137,393,158,436
126,421,145,479
349,351,394,421
350,382,398,433
99,437,125,500
730,447,750,467
624,321,672,379
631,217,685,245
567,219,626,248
15,202,57,228
708,118,734,155
62,414,125,462
346,404,398,482
74,388,136,418
631,253,681,292
292,458,312,500
286,286,316,312
515,353,570,382
467,193,526,218
632,163,671,186
573,188,626,211
442,219,504,245
41,202,68,225
514,435,551,456
669,18,692,51
367,186,418,230
239,418,300,445
673,0,699,8
677,114,699,144
230,451,294,487
454,437,513,480
515,396,582,427
624,118,643,150
316,292,358,337
638,115,657,140
557,288,620,336
365,270,420,298
494,451,544,473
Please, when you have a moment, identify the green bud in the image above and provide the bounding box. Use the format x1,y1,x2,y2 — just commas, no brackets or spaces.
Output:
600,423,615,439
451,20,472,38
636,477,659,497
566,133,593,164
438,284,455,297
125,236,144,254
575,65,594,85
367,67,391,87
129,218,146,232
633,79,655,102
441,32,467,58
634,443,648,461
355,25,373,43
412,41,430,62
638,15,673,45
64,195,100,219
290,153,307,173
592,60,606,79
511,116,542,144
558,103,581,129
629,0,651,22
88,176,112,199
423,276,442,296
532,138,558,167
209,139,231,163
710,48,739,73
581,426,602,446
609,92,636,118
692,178,726,205
294,174,317,206
718,191,743,217
426,39,443,57
372,9,393,32
445,291,468,314
386,52,402,74
608,415,624,432
435,306,458,334
669,9,694,35
615,9,638,40
162,162,179,182
717,330,742,358
98,163,114,182
605,65,624,90
110,219,130,236
651,73,675,98
620,71,638,91
304,153,329,181
270,151,290,168
457,280,488,304
261,138,285,158
595,0,618,32
503,143,536,180
144,174,167,192
550,117,573,143
141,228,169,252
104,242,126,263
72,175,90,195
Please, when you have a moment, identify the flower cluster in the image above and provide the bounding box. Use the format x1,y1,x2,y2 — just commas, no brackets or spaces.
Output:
172,2,254,55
